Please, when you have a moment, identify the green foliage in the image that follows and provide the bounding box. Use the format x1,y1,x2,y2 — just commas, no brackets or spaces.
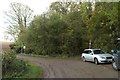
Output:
62,11,87,55
17,2,119,56
2,50,28,78
2,50,16,76
21,63,43,78
2,50,43,78
86,2,118,51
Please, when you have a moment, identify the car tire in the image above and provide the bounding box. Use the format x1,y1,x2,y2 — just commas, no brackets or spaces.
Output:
82,57,86,62
112,61,118,71
94,58,99,65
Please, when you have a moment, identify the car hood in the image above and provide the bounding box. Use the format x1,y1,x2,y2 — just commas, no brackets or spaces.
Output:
94,54,112,57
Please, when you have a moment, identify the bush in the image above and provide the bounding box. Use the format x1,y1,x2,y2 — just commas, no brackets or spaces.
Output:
2,50,29,78
2,50,16,75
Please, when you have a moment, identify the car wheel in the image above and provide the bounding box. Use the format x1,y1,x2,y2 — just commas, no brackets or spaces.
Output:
112,61,118,71
82,57,86,62
94,58,99,65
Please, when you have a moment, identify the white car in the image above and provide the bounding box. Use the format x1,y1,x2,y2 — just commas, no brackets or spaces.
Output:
81,49,113,64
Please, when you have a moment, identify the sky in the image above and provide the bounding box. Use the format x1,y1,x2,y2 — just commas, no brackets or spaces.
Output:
0,0,58,42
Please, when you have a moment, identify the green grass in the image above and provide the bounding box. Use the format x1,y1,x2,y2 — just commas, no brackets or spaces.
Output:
19,53,66,59
18,53,80,59
21,63,43,78
3,61,43,79
18,53,50,58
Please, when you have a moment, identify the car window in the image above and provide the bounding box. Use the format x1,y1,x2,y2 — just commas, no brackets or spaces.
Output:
88,50,92,54
93,50,105,54
83,50,91,54
83,50,89,54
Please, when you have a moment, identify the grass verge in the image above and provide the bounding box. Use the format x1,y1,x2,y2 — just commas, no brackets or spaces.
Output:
18,53,80,60
21,63,43,78
3,60,43,79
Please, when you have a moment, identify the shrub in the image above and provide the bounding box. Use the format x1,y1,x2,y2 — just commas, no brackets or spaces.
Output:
2,50,29,78
2,50,16,75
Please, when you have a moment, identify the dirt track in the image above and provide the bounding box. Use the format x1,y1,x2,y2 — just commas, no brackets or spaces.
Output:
17,55,119,78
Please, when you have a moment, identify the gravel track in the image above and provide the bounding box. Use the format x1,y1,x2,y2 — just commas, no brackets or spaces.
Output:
17,55,118,78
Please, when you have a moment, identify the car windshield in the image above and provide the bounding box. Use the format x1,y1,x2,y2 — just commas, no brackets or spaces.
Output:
93,50,105,54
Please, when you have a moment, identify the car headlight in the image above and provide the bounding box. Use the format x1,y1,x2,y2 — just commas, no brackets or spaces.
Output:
100,57,106,59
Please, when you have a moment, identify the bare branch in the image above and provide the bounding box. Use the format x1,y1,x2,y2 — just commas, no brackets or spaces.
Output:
5,2,33,41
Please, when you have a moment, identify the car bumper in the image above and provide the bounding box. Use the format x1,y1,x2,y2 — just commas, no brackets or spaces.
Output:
98,59,112,63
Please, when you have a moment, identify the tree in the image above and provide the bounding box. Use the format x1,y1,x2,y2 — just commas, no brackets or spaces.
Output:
86,2,119,51
62,11,86,55
17,1,95,56
50,1,82,15
5,2,33,41
15,1,119,56
22,13,68,56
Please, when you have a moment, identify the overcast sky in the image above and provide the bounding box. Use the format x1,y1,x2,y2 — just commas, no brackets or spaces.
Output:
0,0,58,42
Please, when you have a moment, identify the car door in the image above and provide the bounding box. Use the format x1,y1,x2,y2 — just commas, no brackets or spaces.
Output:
83,50,89,61
89,51,94,61
87,50,94,61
